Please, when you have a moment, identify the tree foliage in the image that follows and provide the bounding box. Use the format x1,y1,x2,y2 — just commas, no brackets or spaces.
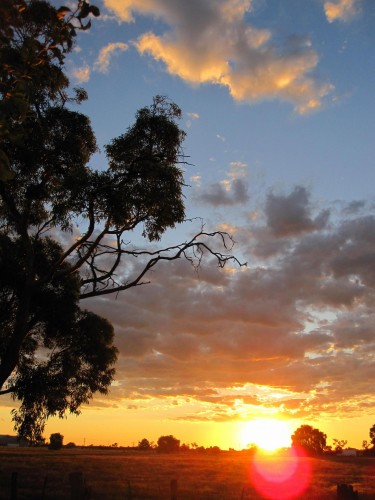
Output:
49,432,64,450
138,438,152,450
0,0,242,442
157,435,180,453
369,424,375,447
291,425,326,455
333,438,347,453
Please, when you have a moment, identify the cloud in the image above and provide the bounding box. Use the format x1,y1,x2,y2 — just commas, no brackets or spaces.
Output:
185,112,199,128
195,161,249,207
190,175,201,187
83,188,375,424
324,0,361,22
103,0,333,113
187,112,199,120
196,178,249,207
265,186,330,237
71,64,91,83
93,42,129,73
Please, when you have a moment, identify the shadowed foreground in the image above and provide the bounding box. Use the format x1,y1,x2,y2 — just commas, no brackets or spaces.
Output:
0,448,374,499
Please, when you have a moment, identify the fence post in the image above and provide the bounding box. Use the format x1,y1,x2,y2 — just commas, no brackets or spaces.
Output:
10,471,17,500
171,478,178,500
126,479,132,500
337,483,359,499
69,471,85,500
40,475,48,499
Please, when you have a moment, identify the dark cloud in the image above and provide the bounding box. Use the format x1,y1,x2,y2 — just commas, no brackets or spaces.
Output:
265,186,329,237
82,186,375,422
196,178,249,207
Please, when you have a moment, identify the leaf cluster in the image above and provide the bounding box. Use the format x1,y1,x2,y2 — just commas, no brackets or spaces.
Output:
291,424,327,455
0,0,98,180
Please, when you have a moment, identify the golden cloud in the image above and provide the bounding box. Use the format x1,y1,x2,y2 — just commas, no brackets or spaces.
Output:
94,42,129,74
104,0,333,113
324,0,361,22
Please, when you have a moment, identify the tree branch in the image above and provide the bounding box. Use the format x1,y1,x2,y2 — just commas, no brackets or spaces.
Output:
0,387,15,395
80,230,246,299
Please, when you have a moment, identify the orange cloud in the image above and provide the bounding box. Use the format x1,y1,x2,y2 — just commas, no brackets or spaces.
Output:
324,0,361,22
94,42,129,73
78,189,375,424
103,0,333,113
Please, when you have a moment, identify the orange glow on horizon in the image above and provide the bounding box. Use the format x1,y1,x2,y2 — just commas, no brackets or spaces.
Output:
240,418,294,451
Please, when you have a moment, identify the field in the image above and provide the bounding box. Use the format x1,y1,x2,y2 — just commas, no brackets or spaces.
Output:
0,447,374,499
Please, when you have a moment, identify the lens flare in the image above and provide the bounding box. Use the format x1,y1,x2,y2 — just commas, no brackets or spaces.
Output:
249,447,311,499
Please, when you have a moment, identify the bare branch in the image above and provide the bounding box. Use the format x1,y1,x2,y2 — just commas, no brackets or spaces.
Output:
80,230,246,299
0,387,15,395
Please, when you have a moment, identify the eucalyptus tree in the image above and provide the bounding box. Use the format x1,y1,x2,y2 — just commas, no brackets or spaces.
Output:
291,425,327,455
0,0,241,441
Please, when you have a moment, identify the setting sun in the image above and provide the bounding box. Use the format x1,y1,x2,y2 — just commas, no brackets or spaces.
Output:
240,419,293,452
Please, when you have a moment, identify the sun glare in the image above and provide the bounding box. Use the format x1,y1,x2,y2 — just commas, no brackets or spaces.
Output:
250,447,311,500
241,418,292,452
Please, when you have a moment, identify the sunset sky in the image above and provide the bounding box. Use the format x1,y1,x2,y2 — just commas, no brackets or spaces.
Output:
2,0,375,450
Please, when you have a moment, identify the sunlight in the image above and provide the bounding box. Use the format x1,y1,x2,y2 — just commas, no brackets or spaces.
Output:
240,418,292,451
249,447,311,500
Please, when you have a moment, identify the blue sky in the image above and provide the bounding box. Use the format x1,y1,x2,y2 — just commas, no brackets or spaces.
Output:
2,0,373,448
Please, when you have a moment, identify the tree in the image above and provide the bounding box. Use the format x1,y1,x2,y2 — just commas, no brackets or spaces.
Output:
333,438,348,454
369,424,375,447
362,440,370,451
157,435,180,453
49,432,63,450
0,1,242,442
291,425,327,455
138,438,152,450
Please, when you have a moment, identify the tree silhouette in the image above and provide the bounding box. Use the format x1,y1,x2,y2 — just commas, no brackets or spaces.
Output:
369,424,375,447
49,433,64,450
0,0,242,442
138,438,152,450
157,435,180,453
333,438,348,453
291,425,326,455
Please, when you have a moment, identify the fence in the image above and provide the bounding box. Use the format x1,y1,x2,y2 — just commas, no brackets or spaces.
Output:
5,471,360,499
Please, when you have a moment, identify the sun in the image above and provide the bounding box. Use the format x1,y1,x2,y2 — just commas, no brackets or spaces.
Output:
240,418,293,452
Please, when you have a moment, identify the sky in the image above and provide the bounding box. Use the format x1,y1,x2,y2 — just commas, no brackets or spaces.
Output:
2,0,375,450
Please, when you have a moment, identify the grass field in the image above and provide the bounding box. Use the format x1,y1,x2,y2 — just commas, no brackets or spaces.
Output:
0,447,374,499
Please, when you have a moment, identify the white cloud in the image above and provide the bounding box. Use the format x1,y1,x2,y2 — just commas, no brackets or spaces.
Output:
93,42,129,74
190,175,201,187
104,0,333,113
228,161,248,180
71,64,91,83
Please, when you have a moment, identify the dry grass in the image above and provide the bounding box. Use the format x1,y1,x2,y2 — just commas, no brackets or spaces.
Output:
0,447,374,499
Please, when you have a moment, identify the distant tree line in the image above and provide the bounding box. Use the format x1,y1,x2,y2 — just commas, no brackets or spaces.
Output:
29,423,375,455
291,423,375,456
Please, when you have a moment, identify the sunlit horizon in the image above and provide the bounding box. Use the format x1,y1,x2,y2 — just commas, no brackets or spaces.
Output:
238,418,296,452
1,0,375,455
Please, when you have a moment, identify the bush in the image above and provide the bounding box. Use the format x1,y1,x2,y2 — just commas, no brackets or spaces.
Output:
49,433,64,450
157,435,180,453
